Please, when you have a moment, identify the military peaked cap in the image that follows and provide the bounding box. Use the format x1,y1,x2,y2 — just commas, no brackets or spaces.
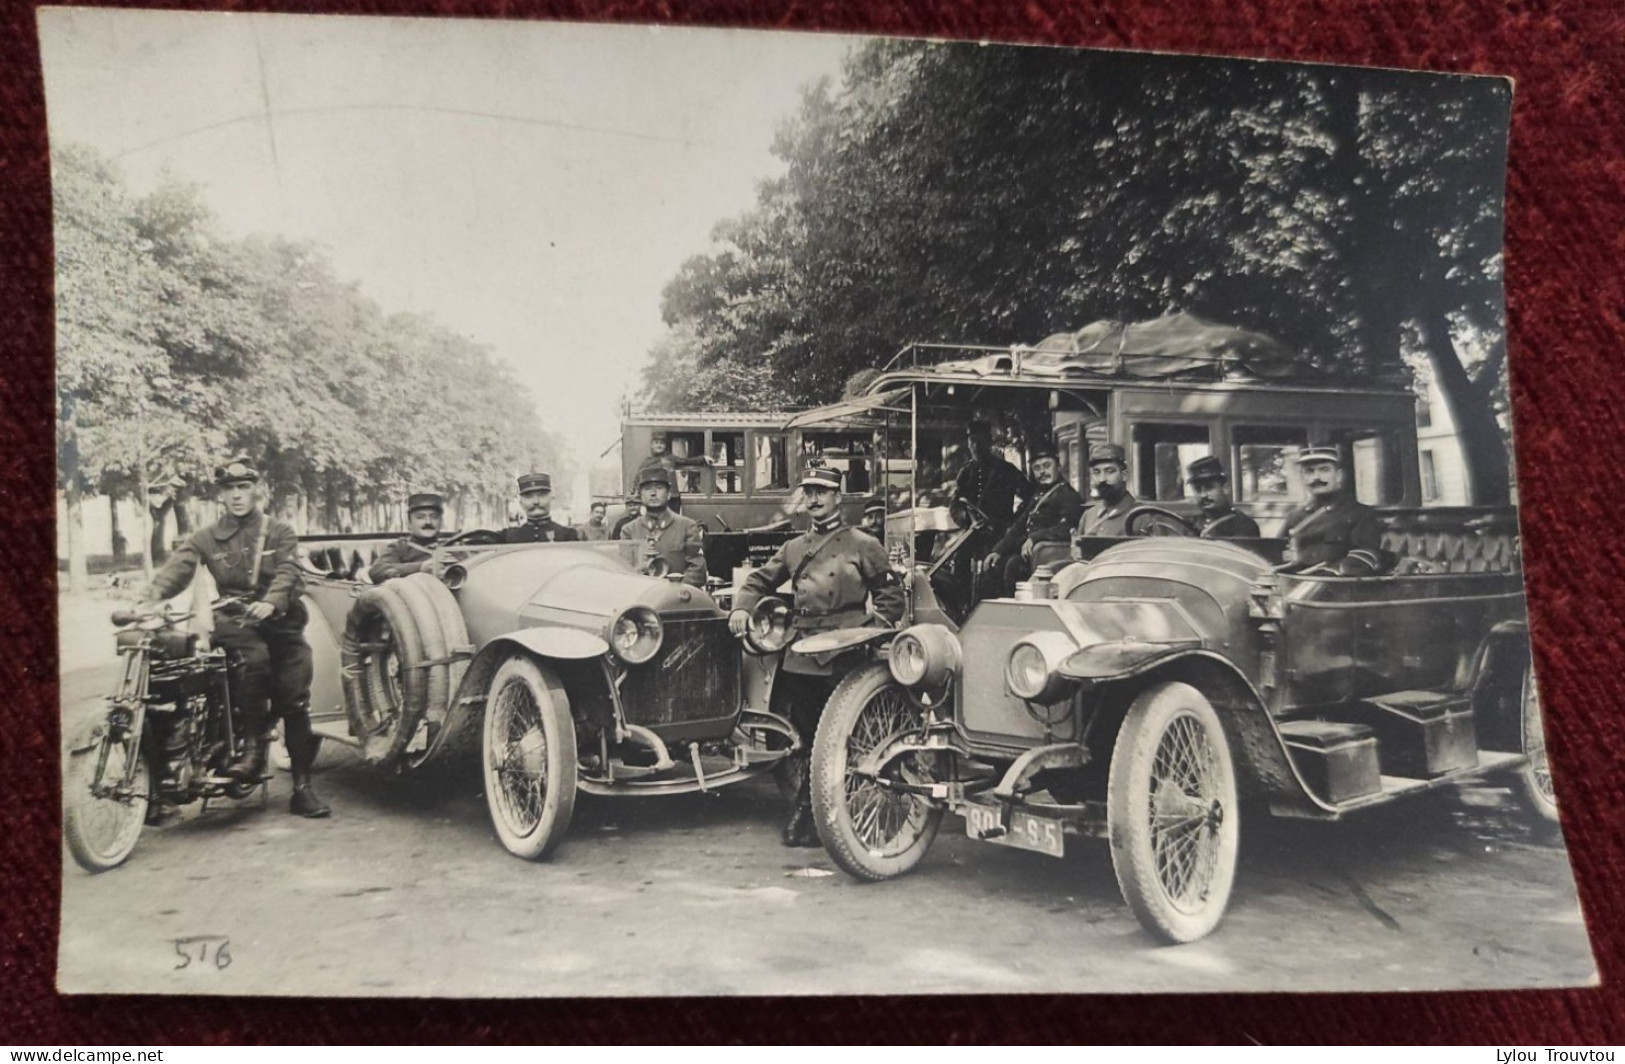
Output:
1087,442,1127,467
407,492,445,513
213,455,260,486
1030,438,1060,462
517,472,553,493
1186,455,1228,484
638,466,672,488
799,467,843,491
863,494,887,515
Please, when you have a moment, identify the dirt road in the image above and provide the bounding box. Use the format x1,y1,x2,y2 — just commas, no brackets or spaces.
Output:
56,592,1596,997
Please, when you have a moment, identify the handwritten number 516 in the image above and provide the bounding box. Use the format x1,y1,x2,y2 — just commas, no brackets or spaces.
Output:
173,936,232,970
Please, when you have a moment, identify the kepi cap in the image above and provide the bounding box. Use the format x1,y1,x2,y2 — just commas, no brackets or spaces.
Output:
1186,455,1227,484
1294,446,1343,467
799,467,843,491
1030,438,1059,462
1087,442,1127,467
517,472,553,493
407,492,444,513
213,455,260,486
863,494,887,515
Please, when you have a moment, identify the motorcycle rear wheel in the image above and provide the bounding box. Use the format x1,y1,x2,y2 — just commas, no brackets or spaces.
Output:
64,737,151,873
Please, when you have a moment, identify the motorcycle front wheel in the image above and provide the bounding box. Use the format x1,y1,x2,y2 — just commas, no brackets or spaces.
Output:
64,736,151,873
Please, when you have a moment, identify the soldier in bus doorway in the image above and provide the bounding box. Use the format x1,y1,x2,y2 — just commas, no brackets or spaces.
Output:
728,467,905,846
637,431,684,514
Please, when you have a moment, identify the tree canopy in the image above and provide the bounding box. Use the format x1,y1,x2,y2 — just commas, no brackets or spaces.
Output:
55,142,566,553
642,42,1512,502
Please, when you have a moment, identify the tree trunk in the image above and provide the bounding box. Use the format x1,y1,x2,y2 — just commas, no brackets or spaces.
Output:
65,485,88,592
1419,311,1512,505
109,495,126,563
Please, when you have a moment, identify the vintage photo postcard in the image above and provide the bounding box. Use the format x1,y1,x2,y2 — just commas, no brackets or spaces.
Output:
45,7,1597,996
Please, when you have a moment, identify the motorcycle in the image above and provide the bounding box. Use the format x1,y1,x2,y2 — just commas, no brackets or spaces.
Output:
63,598,263,873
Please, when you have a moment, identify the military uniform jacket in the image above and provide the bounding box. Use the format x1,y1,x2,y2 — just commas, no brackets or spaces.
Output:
620,511,707,587
994,481,1085,557
577,522,610,542
1077,492,1140,537
954,455,1030,532
148,509,302,617
1280,493,1382,571
501,518,581,544
736,524,904,633
1199,507,1261,539
369,537,438,582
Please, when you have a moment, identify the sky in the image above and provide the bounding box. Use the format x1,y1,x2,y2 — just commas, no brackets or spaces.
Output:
39,8,852,482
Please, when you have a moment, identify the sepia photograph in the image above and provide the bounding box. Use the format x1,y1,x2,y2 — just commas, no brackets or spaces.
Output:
45,7,1597,997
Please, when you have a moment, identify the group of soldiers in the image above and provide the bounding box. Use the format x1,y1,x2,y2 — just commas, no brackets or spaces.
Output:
135,425,1379,838
957,421,1383,596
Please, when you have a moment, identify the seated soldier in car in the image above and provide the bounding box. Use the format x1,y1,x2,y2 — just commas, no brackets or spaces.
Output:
1186,457,1261,539
502,472,581,543
728,467,905,846
985,439,1084,595
858,494,887,538
619,466,706,587
1277,446,1384,575
369,492,445,582
140,455,330,819
1074,442,1139,547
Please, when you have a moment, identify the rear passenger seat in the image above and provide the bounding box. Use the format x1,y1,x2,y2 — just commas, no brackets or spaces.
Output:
1379,509,1521,574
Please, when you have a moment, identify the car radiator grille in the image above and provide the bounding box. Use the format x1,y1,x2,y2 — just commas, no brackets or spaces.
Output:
621,614,741,729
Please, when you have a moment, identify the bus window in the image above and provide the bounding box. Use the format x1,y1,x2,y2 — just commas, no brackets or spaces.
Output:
1333,427,1406,505
1234,425,1309,504
667,431,705,462
754,433,790,492
803,431,873,494
676,467,705,495
712,432,745,494
1130,422,1210,501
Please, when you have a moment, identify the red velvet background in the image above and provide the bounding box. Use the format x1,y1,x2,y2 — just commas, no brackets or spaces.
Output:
3,0,1622,1045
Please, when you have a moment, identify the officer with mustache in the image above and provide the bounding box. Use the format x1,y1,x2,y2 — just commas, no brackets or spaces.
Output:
985,440,1084,595
369,492,446,582
1186,457,1260,539
729,467,904,846
1278,446,1385,575
501,472,581,543
1074,442,1139,543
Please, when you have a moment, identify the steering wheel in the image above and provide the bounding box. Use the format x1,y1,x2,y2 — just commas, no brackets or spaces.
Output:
1124,505,1201,538
949,497,991,531
441,528,507,547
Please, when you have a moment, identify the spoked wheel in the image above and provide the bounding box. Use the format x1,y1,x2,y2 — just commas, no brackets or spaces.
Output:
482,656,577,860
1107,682,1239,944
64,734,151,873
811,663,943,880
1511,664,1561,829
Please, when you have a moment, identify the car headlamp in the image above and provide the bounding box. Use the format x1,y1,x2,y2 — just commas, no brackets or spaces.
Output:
888,624,961,689
1005,631,1078,704
742,597,793,656
607,605,663,665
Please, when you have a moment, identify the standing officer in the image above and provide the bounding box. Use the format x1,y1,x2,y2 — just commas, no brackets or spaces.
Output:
619,467,707,587
986,440,1084,595
147,474,191,563
140,455,330,818
1186,457,1261,539
1075,442,1139,540
369,492,446,582
637,432,685,514
611,496,643,540
1278,446,1385,575
728,467,905,846
502,472,581,543
953,420,1029,538
576,500,611,541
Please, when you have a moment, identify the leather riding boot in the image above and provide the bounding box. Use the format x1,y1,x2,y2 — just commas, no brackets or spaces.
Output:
225,734,269,783
287,725,331,819
781,759,819,848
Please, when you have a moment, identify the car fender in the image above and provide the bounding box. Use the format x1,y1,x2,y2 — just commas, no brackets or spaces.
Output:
1058,638,1205,682
792,626,895,657
493,626,610,661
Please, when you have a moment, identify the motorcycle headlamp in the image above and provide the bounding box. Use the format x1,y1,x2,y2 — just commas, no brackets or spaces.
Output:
607,606,663,665
888,624,961,689
1006,631,1078,704
742,597,793,656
